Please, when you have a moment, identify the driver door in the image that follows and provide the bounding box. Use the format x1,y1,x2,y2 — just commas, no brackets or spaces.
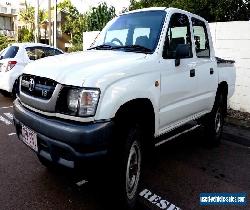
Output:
159,12,198,131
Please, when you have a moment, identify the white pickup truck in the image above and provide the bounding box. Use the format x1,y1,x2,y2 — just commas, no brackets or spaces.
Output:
13,7,236,209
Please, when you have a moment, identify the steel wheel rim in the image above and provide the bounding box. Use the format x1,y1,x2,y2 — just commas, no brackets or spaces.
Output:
126,141,141,200
215,107,222,134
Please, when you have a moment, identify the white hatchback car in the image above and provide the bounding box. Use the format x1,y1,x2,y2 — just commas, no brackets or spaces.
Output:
0,43,63,97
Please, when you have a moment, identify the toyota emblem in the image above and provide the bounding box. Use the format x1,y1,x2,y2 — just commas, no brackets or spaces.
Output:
28,78,35,91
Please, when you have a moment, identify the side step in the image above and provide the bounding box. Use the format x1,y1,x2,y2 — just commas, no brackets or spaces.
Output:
155,121,201,147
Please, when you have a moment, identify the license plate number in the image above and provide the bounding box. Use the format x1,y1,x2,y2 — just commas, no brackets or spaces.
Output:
21,125,38,152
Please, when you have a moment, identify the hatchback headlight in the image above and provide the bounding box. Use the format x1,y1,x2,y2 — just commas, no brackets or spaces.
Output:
66,88,100,117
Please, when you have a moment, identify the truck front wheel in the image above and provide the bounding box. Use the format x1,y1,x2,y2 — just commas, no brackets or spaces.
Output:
125,131,142,207
110,124,143,210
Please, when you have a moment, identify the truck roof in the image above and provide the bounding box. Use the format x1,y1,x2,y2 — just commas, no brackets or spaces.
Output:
122,7,208,23
122,7,167,15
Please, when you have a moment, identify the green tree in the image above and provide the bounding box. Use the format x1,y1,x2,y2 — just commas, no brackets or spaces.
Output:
129,0,250,22
18,2,47,42
129,0,158,10
58,0,116,51
211,0,250,21
18,28,34,42
58,0,86,50
86,2,116,31
0,35,9,51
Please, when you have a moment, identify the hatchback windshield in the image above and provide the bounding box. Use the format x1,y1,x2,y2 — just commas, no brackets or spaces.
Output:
91,11,166,53
0,46,19,59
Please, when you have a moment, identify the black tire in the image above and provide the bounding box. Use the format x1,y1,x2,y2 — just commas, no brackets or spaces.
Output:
203,92,226,146
109,124,143,210
11,79,19,99
0,90,11,97
123,126,142,209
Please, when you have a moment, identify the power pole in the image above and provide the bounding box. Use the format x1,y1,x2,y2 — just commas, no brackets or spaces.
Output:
34,0,40,43
53,0,57,48
48,0,52,45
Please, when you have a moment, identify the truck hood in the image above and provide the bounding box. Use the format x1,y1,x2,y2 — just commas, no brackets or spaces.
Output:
24,50,147,88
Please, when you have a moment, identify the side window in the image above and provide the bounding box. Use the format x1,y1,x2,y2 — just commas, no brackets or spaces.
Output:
192,18,210,57
26,47,46,60
43,48,63,57
163,13,192,59
54,49,63,55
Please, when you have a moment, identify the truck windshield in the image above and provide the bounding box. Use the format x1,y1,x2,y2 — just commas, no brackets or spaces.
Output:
90,11,166,53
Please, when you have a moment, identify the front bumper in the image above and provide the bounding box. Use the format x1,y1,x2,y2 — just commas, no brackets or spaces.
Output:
13,99,114,168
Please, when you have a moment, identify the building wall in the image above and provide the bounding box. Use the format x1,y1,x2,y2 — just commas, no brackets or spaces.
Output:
0,1,18,39
209,21,250,113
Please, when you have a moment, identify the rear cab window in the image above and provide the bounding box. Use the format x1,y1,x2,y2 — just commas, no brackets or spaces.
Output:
0,46,19,59
192,17,210,58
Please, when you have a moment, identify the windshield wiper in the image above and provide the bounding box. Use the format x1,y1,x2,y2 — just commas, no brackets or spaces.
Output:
87,44,114,50
88,44,153,54
114,45,153,54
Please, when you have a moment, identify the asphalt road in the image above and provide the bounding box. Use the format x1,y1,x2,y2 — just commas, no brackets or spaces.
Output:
0,94,249,210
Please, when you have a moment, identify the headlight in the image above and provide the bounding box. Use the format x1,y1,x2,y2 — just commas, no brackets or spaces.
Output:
66,88,100,117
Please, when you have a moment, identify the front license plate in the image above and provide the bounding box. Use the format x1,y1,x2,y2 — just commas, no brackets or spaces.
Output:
21,125,38,152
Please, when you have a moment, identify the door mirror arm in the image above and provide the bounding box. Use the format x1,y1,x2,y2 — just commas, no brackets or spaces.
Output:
175,58,180,66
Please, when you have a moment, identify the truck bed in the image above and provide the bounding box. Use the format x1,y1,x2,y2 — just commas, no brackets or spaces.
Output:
216,57,235,67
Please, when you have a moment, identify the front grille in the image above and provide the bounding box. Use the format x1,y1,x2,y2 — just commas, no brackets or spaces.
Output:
21,74,57,100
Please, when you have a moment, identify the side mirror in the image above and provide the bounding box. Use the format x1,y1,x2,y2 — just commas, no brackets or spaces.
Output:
175,44,190,66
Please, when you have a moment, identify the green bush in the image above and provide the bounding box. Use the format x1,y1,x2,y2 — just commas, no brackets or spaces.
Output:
0,35,9,51
18,28,34,42
67,43,83,52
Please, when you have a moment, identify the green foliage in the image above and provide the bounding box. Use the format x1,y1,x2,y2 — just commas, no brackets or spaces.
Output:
18,28,34,42
129,0,156,10
19,4,35,28
67,43,83,52
58,0,116,51
211,0,250,21
0,35,9,51
129,0,250,22
19,4,47,29
18,3,47,43
86,2,116,31
58,0,86,50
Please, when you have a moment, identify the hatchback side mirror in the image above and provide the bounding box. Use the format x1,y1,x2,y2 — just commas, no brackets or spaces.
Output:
175,44,191,66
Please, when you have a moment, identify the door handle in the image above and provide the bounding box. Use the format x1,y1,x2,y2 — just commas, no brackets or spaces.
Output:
190,69,195,77
210,68,214,75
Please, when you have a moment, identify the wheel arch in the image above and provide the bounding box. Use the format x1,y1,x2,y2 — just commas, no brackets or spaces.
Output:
114,98,156,149
217,81,228,114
